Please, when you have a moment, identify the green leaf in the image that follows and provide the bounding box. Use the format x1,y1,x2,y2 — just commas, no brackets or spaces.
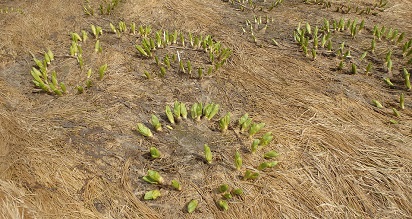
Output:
232,188,243,196
136,123,153,137
218,184,229,193
234,151,242,170
99,64,108,80
259,132,273,146
249,123,265,137
144,190,161,200
243,170,259,180
150,147,161,158
222,193,232,200
151,115,162,131
165,105,175,124
257,161,278,171
264,150,279,159
173,101,181,120
239,113,249,126
219,112,231,133
180,103,187,119
251,139,260,153
144,170,164,184
135,45,148,57
204,144,212,164
171,179,182,191
187,199,198,213
372,100,383,108
218,200,229,211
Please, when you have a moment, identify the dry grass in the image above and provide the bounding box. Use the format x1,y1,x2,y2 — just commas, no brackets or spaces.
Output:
1,0,412,218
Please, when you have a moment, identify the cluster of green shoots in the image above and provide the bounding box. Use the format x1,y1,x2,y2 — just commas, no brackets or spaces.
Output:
141,170,182,200
30,50,67,95
83,0,121,16
135,102,279,212
242,15,279,46
70,25,107,93
304,0,387,15
0,7,23,14
211,184,243,211
109,20,149,37
227,0,284,12
134,29,231,79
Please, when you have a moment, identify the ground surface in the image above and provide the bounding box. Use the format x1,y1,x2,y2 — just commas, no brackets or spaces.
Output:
1,0,412,218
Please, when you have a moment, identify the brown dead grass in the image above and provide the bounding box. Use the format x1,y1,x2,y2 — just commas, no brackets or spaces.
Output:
1,0,412,218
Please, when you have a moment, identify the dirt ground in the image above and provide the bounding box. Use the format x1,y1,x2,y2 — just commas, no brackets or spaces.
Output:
1,0,412,218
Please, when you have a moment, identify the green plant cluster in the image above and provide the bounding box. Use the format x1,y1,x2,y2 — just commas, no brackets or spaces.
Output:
83,0,122,16
294,18,411,122
0,7,23,14
30,50,67,96
136,102,280,212
225,0,284,12
132,29,232,79
303,0,387,15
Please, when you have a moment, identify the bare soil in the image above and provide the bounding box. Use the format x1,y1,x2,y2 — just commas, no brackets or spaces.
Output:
1,0,412,218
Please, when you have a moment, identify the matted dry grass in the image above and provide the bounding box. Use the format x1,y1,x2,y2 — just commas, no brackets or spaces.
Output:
1,0,412,218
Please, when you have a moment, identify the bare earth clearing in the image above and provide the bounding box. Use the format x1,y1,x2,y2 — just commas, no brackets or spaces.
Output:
1,0,411,218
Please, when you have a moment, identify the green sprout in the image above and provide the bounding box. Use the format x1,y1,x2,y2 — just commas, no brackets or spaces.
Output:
259,132,273,146
239,113,249,126
264,150,279,159
311,48,316,60
144,190,161,200
171,179,182,191
150,147,161,158
384,77,394,88
360,51,368,61
243,170,259,180
110,23,117,34
150,114,162,132
95,40,102,53
257,161,278,171
190,103,200,121
71,32,82,43
203,103,219,120
390,119,398,124
187,199,198,213
130,22,136,34
136,123,153,138
143,170,164,184
197,67,203,79
249,122,265,137
77,85,84,94
372,100,383,108
365,62,373,75
219,112,231,133
187,61,192,75
234,151,242,170
165,105,175,124
392,108,400,117
159,66,166,77
400,93,405,109
218,184,229,193
144,71,151,79
351,63,357,74
218,200,229,211
99,64,107,80
204,144,212,164
180,103,188,119
231,188,243,196
60,82,67,94
222,193,232,200
135,45,148,57
404,68,411,90
173,101,181,121
251,139,260,153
